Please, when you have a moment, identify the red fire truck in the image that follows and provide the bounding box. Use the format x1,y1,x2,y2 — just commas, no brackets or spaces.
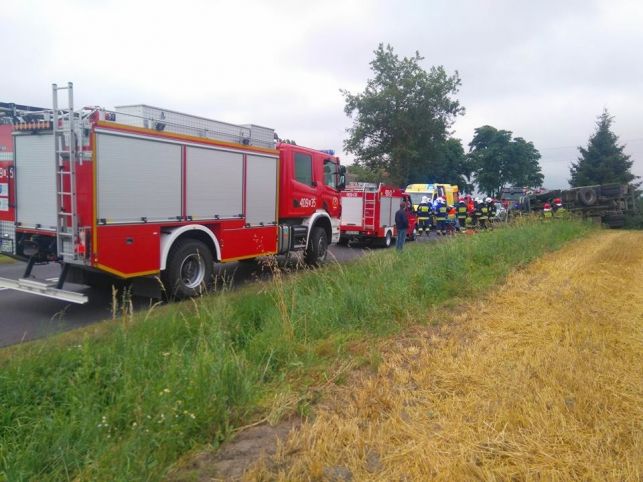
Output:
0,83,346,303
339,183,416,247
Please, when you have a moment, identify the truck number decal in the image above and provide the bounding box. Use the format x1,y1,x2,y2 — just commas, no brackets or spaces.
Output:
300,197,317,208
0,167,14,180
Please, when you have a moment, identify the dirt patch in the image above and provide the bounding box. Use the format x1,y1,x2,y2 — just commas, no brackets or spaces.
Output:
166,417,301,482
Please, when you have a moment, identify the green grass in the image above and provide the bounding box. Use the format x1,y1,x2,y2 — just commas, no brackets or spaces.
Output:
0,255,14,264
0,220,595,481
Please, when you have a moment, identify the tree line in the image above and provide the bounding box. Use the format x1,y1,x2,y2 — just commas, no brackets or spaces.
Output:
344,44,638,195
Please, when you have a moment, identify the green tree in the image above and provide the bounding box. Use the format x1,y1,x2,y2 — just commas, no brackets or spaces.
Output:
468,125,543,197
433,138,474,192
569,110,638,187
342,43,464,186
345,164,389,183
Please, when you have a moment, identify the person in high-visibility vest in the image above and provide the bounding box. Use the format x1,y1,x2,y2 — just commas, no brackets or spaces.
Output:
416,196,432,236
466,197,475,228
552,197,568,219
447,205,457,235
456,199,468,231
434,197,448,235
476,199,489,229
543,202,553,220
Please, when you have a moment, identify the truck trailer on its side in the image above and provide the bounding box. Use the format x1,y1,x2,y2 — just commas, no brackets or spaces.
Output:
522,183,639,228
0,83,346,303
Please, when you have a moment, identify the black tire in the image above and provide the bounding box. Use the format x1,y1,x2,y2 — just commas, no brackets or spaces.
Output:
163,239,213,299
381,230,393,248
578,187,598,206
304,227,328,266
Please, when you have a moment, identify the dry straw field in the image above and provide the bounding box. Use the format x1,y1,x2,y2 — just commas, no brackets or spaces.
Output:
247,231,643,481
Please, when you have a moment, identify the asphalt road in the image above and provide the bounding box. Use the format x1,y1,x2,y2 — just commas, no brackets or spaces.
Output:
0,235,435,347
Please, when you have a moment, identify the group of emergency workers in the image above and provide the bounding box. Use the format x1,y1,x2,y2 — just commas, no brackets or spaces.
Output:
414,195,498,235
542,197,568,220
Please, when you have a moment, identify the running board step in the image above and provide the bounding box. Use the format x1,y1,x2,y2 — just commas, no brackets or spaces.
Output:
0,277,88,304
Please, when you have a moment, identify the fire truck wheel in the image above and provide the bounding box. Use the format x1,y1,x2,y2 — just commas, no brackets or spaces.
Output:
304,227,328,265
382,230,393,248
163,239,213,299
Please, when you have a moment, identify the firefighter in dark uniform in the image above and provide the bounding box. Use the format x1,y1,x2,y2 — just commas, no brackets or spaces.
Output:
416,196,431,236
434,197,448,235
476,198,489,230
486,197,496,229
456,199,468,232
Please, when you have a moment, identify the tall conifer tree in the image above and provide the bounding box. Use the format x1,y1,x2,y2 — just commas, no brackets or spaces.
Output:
570,110,637,187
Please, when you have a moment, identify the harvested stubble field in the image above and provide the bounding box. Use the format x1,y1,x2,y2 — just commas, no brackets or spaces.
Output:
247,231,643,481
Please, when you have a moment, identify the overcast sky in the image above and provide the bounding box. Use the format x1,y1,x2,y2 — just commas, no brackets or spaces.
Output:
2,0,641,188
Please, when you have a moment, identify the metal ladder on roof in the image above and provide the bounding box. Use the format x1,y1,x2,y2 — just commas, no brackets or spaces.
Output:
52,82,79,262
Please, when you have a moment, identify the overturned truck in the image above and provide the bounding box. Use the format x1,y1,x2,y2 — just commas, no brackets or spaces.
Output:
523,183,639,228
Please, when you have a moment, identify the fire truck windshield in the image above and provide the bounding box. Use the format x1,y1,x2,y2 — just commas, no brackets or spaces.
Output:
323,159,340,189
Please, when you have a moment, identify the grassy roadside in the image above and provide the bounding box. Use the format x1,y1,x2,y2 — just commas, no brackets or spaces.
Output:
0,254,14,264
0,220,594,481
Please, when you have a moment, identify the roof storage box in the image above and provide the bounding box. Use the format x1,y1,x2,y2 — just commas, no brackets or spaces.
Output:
114,105,275,149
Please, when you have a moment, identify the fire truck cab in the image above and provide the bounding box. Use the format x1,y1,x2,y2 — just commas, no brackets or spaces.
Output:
0,83,345,303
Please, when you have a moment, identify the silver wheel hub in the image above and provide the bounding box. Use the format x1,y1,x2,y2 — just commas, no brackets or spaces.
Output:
179,253,206,289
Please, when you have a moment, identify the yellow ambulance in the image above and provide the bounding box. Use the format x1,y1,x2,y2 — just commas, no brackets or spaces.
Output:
405,183,459,209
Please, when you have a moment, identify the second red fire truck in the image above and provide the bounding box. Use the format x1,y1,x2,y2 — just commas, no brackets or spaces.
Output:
339,183,416,247
0,83,346,303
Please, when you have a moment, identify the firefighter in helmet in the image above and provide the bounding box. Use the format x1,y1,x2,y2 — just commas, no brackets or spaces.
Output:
543,202,553,220
486,197,496,229
456,198,468,231
476,198,489,230
416,196,431,236
552,197,568,219
466,196,475,228
434,197,448,235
